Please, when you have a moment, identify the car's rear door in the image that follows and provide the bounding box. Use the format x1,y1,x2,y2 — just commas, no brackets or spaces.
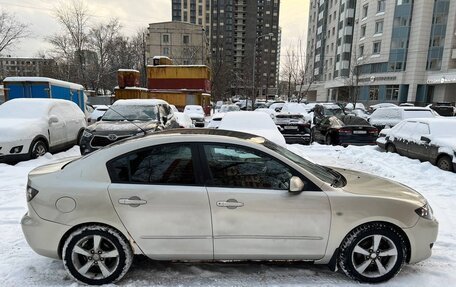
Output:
200,143,331,260
407,122,431,160
107,143,213,260
48,104,68,148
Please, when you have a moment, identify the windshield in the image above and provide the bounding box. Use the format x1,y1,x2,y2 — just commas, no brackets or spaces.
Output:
102,105,158,121
263,140,345,187
324,107,344,116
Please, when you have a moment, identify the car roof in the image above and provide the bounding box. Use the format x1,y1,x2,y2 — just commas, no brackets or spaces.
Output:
405,117,456,124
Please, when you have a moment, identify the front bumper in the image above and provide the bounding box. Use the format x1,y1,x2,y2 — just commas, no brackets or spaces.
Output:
192,118,205,127
403,217,439,264
21,205,71,259
0,139,33,162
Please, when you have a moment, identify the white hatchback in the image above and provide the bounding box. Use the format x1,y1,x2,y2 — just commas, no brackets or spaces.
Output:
0,98,86,162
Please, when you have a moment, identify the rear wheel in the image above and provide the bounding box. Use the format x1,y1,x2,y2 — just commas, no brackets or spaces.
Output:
437,155,453,171
325,134,333,145
30,139,48,159
63,225,133,285
338,223,407,283
386,144,396,153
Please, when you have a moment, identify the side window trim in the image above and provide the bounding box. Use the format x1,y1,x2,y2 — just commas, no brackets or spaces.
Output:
106,143,204,186
197,142,321,191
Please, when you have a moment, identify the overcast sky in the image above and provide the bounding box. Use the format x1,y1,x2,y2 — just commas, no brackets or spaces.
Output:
2,0,309,62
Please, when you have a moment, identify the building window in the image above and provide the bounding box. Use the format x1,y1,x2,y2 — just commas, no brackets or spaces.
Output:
369,86,379,100
373,41,382,54
359,44,365,56
362,4,368,18
386,85,399,101
163,47,170,55
360,25,366,38
377,0,386,13
162,34,170,44
183,35,190,44
375,21,384,34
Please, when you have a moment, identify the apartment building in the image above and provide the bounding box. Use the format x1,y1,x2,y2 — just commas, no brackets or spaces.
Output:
306,0,456,105
0,57,56,80
172,0,211,34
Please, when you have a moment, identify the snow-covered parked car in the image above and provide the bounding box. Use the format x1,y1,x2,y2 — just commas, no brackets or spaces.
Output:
219,111,286,146
79,99,178,155
377,118,456,171
184,105,205,127
280,103,313,123
368,107,436,130
0,98,86,163
207,104,240,128
174,112,195,128
21,129,438,285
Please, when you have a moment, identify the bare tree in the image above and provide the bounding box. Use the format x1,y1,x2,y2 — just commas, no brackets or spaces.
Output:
47,34,76,81
0,10,30,54
54,0,90,86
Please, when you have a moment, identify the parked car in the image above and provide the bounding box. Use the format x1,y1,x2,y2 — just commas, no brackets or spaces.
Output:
88,105,109,124
79,99,178,155
377,118,456,171
312,103,345,125
280,103,312,123
428,102,455,117
174,112,195,128
349,108,370,120
184,105,205,127
207,104,241,128
269,102,285,112
313,115,378,146
22,128,438,285
254,108,276,120
0,98,86,163
275,113,311,144
368,107,436,130
219,111,286,146
369,103,398,112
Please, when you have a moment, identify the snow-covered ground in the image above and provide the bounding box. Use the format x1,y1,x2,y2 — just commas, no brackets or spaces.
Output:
1,144,455,286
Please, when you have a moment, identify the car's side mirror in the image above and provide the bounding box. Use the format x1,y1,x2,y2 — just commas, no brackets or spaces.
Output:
289,176,305,193
421,136,431,144
49,115,59,124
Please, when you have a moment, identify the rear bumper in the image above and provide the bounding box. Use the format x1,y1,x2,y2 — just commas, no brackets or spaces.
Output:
403,217,439,264
21,205,71,259
283,134,311,145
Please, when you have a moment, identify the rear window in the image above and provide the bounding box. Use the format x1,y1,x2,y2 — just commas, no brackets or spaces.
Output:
371,108,401,119
339,115,370,126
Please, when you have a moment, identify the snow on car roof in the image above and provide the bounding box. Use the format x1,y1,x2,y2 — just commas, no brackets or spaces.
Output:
0,98,70,118
113,99,168,106
3,77,84,90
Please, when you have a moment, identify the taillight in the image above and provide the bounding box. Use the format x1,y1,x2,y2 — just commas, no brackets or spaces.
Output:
339,128,352,135
368,128,378,136
26,185,39,202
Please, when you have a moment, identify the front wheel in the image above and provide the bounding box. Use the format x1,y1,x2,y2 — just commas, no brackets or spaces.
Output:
62,225,133,285
30,139,48,159
437,155,453,171
338,223,407,283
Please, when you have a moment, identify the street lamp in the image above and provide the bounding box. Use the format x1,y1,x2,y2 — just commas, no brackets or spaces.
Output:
252,32,274,109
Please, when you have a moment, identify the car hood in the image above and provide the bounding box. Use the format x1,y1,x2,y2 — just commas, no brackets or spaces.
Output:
87,120,159,133
334,167,427,206
0,118,45,141
430,137,456,151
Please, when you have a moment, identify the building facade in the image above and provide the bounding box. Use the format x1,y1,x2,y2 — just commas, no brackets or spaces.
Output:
306,0,456,105
0,57,56,80
210,0,281,98
172,0,211,33
146,21,208,66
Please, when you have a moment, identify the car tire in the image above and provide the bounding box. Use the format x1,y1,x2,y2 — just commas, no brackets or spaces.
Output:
338,223,407,283
62,225,133,285
30,139,48,159
326,134,333,145
437,155,453,172
386,144,396,153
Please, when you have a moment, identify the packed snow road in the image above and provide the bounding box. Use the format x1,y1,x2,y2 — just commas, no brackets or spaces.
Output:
0,144,455,286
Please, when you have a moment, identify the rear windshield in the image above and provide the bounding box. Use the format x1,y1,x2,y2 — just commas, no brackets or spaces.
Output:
339,115,370,126
403,110,434,119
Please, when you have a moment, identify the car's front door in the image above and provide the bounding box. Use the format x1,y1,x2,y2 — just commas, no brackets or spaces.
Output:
48,105,67,148
407,122,431,161
200,143,331,260
107,143,213,260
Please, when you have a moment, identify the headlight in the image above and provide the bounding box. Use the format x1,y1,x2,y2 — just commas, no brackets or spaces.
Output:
82,130,93,138
415,204,434,220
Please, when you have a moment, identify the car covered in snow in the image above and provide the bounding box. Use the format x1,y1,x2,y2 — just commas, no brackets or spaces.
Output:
274,113,312,145
219,111,286,146
313,115,378,146
79,99,178,155
174,112,195,128
369,107,436,130
280,103,313,123
184,105,205,127
22,129,438,285
0,98,86,163
377,118,456,171
88,105,109,124
207,104,240,128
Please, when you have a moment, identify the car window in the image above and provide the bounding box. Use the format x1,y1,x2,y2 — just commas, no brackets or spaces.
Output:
395,122,417,139
403,110,434,119
203,144,293,190
412,123,430,141
107,144,196,185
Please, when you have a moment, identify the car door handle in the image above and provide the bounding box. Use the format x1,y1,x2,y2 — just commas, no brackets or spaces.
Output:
119,196,147,207
216,199,244,209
